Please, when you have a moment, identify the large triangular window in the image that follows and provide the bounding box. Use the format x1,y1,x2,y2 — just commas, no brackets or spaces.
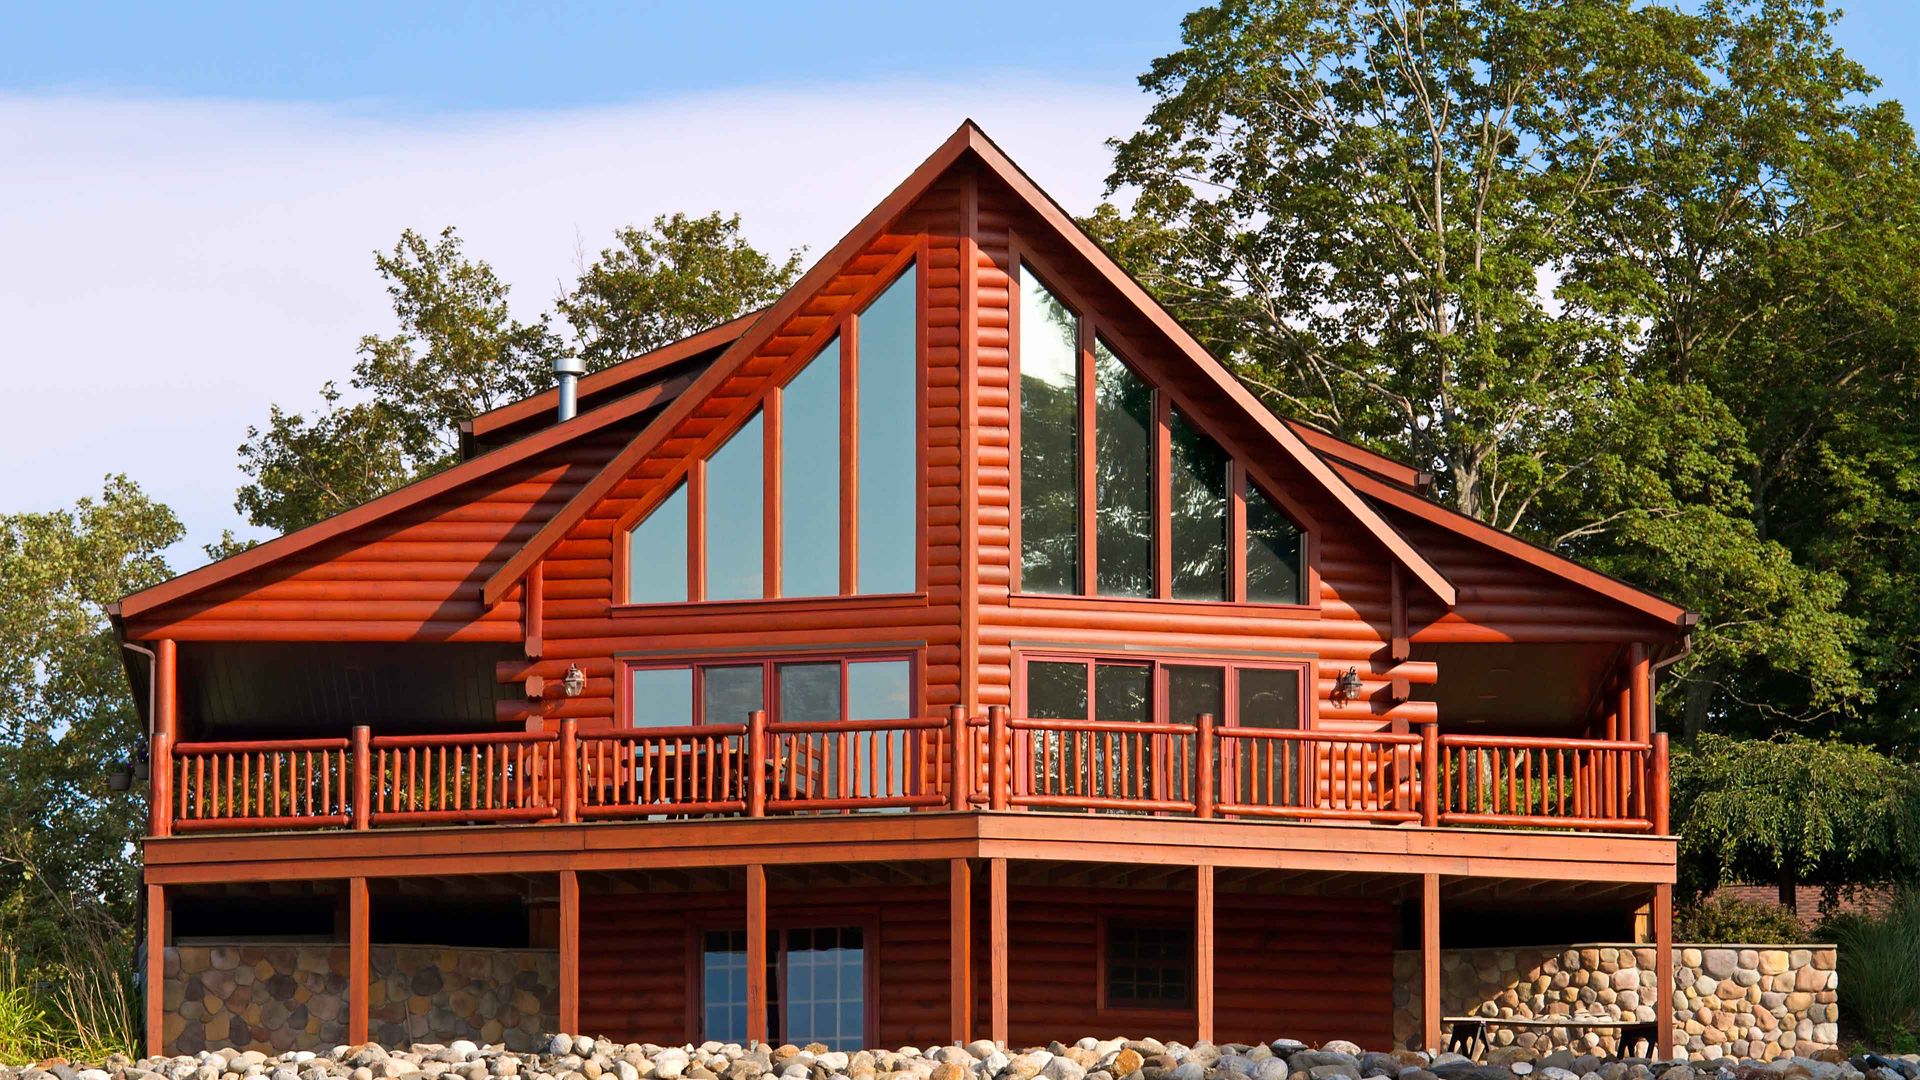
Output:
1016,261,1307,605
621,261,919,604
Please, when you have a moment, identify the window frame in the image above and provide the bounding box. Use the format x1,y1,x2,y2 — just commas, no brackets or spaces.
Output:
612,243,926,609
1095,913,1197,1019
1008,239,1319,611
616,650,923,730
685,907,883,1048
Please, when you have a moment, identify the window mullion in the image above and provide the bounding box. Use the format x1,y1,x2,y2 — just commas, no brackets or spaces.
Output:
689,460,707,601
765,388,783,599
1153,394,1172,600
840,313,859,596
1230,462,1248,604
1078,317,1097,596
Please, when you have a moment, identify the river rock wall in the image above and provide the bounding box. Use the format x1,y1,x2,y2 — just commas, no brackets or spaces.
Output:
1391,943,1838,1061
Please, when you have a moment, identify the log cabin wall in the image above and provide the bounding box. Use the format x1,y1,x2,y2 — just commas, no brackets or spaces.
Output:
123,424,643,646
580,884,1393,1050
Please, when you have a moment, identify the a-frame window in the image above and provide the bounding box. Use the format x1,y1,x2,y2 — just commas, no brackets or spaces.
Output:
1015,258,1307,605
621,261,919,604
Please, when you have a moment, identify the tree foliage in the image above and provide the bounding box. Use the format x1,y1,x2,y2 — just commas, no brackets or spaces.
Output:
1671,734,1920,908
1090,0,1920,745
0,477,179,984
233,214,797,536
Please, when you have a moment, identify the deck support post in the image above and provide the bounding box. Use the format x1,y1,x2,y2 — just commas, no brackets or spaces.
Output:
145,882,166,1057
152,639,176,838
1421,872,1441,1053
349,876,370,1046
1195,865,1214,1044
988,856,1008,1045
1654,882,1675,1060
559,869,580,1035
1628,643,1651,744
949,858,972,1042
746,864,768,1045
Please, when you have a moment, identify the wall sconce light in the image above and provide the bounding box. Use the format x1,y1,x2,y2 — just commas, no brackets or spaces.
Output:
1332,667,1364,703
562,664,586,698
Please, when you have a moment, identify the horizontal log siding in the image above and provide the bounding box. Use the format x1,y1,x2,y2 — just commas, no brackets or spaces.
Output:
523,180,970,730
579,886,949,1047
127,427,641,642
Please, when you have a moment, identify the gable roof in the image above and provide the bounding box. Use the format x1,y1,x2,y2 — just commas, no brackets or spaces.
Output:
480,121,1460,609
114,370,696,621
1328,459,1695,629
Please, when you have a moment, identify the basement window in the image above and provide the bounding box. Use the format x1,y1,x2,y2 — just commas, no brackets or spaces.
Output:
1102,919,1193,1011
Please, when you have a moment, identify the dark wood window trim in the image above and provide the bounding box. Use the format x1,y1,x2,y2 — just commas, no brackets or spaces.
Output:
614,242,926,607
1008,238,1317,610
685,907,883,1047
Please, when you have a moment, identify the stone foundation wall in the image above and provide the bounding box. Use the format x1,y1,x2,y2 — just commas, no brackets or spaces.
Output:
165,944,557,1055
1391,943,1838,1062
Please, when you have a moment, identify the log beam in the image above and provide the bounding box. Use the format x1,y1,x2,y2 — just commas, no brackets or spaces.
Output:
559,869,580,1035
1421,872,1441,1053
145,883,166,1057
989,856,1008,1044
1654,882,1675,1060
349,876,369,1045
746,864,768,1044
1195,865,1215,1044
950,858,972,1042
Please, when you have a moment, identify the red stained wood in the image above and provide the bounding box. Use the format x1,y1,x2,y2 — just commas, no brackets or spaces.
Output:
950,858,972,1042
1420,872,1441,1052
145,883,165,1056
349,876,369,1045
560,869,580,1035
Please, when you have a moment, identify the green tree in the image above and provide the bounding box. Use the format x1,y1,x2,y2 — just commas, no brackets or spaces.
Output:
1090,0,1918,739
558,211,802,370
233,215,796,537
0,477,180,1006
1671,734,1920,913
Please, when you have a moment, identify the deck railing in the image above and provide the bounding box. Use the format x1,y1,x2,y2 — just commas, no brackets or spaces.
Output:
154,711,1667,837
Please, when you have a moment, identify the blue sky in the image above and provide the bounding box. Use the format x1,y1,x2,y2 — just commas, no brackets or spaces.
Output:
2,1,1914,570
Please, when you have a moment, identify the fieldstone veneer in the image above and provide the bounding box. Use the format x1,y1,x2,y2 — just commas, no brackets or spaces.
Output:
165,945,557,1055
1391,943,1838,1061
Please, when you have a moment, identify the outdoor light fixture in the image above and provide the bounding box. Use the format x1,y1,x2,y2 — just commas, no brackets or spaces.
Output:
562,663,586,698
1332,667,1364,703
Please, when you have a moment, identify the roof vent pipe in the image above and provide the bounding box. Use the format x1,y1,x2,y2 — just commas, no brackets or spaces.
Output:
554,354,586,422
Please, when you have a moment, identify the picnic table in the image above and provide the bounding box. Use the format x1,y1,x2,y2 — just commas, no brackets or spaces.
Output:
1442,1015,1659,1061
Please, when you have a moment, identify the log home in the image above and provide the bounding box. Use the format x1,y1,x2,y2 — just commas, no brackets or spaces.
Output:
116,122,1688,1059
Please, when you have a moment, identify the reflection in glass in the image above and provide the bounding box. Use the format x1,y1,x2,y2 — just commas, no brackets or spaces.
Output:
783,927,865,1050
848,661,910,721
1019,271,1080,594
782,340,841,597
1095,664,1153,802
1169,407,1229,600
1103,922,1193,1009
702,665,765,726
630,667,694,728
857,269,917,594
626,482,688,604
1237,667,1301,730
1026,661,1088,720
1094,339,1153,597
1093,664,1151,722
704,411,765,600
701,930,750,1045
1167,666,1225,808
1245,481,1304,604
1235,667,1304,810
777,663,841,722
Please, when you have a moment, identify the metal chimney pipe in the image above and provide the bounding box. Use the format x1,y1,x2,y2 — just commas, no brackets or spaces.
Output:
555,354,586,421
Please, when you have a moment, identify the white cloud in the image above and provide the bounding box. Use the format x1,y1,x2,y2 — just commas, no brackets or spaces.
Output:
0,81,1145,569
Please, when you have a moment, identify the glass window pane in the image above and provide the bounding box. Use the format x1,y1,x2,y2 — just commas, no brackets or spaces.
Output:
1169,407,1229,600
1026,661,1088,720
1094,339,1153,597
630,667,694,728
1018,271,1080,594
1167,666,1225,727
1094,664,1151,723
848,660,910,721
781,339,841,597
1237,667,1302,730
857,269,917,594
705,411,765,600
1104,922,1193,1009
777,662,842,723
784,926,864,1050
1245,481,1304,604
626,482,688,604
702,665,765,726
702,930,747,1045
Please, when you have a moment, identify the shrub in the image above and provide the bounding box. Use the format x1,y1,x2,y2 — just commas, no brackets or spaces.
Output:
1675,895,1804,943
1826,890,1920,1049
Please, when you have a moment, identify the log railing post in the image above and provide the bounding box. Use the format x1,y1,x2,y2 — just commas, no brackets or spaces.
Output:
1419,720,1439,827
1194,712,1215,819
1651,731,1670,835
559,718,579,824
987,705,1009,811
151,639,176,839
351,725,371,831
948,705,970,812
748,709,767,818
